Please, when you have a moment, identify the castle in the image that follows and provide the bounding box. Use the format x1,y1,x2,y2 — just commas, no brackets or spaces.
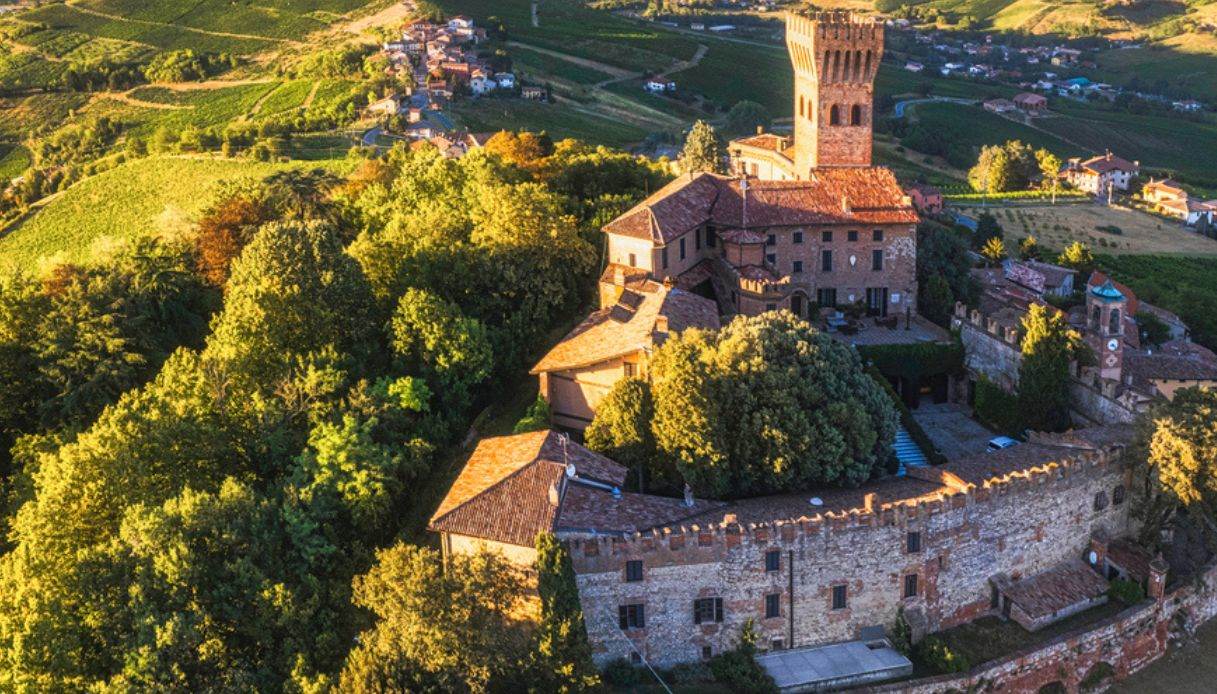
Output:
596,12,916,325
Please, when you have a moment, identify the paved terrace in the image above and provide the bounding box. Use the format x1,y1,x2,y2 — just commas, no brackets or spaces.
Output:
826,315,952,347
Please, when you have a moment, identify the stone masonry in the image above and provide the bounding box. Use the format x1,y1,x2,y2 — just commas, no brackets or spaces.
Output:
568,439,1131,669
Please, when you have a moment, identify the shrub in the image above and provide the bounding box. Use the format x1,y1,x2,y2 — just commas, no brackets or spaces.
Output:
512,395,550,434
1080,661,1116,692
666,661,713,685
601,658,641,687
1108,578,1145,605
974,375,1022,435
914,635,971,674
708,620,778,693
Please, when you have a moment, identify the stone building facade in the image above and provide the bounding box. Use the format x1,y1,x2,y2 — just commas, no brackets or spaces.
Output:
564,429,1132,668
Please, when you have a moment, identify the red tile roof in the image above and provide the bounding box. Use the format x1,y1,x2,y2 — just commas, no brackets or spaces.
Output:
530,284,719,374
603,169,917,245
731,132,793,155
1079,153,1137,175
429,431,628,546
997,559,1109,620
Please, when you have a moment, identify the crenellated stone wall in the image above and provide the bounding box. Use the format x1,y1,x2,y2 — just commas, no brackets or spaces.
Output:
566,441,1132,668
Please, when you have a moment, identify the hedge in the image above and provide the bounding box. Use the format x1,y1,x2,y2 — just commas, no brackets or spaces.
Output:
973,374,1022,436
858,338,964,383
945,189,1090,202
866,364,947,466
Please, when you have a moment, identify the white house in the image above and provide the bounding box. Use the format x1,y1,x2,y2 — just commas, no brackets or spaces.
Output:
494,72,516,89
470,71,494,95
904,61,924,73
447,16,474,31
644,79,675,93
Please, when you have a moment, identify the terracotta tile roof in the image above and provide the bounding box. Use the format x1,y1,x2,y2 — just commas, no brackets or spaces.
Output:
1125,347,1217,389
1106,538,1153,581
1022,260,1075,289
603,168,917,245
558,485,724,534
530,284,719,374
730,132,792,154
1079,153,1137,175
997,559,1109,620
938,443,1068,486
681,477,945,527
429,431,627,546
1145,178,1185,195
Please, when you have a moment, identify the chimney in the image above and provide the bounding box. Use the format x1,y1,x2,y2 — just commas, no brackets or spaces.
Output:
756,124,764,135
841,195,851,215
683,483,695,508
548,480,561,507
722,513,738,525
654,314,669,334
1148,555,1168,601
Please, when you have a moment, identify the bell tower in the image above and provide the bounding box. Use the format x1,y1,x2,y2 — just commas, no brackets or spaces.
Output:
787,11,883,175
1086,280,1126,381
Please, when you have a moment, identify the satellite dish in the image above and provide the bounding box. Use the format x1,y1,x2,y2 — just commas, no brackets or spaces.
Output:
565,463,576,478
1088,550,1098,565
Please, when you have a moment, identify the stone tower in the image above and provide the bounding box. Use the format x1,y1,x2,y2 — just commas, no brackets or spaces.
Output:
1086,280,1126,381
787,11,883,174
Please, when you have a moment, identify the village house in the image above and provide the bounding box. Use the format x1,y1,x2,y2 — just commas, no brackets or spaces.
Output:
644,79,676,93
365,94,406,118
521,85,547,100
1142,178,1191,220
983,98,1017,114
1013,92,1048,113
530,278,719,431
906,183,943,216
1062,152,1139,195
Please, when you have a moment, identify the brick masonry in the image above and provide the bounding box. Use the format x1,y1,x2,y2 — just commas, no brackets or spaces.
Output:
567,444,1132,669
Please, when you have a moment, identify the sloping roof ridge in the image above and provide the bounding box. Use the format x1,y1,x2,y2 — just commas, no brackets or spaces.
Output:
430,440,561,529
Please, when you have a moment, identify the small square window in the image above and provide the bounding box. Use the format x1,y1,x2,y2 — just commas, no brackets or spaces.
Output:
694,597,724,624
765,550,781,572
873,229,884,242
821,231,833,243
793,231,804,244
625,560,643,582
832,585,848,610
771,639,784,651
848,230,858,242
765,302,777,312
765,593,781,618
619,603,645,629
701,645,713,660
904,574,918,599
793,261,803,274
766,234,776,246
906,531,921,554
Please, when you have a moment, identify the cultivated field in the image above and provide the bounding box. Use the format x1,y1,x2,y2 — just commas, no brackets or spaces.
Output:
953,202,1217,256
0,155,351,271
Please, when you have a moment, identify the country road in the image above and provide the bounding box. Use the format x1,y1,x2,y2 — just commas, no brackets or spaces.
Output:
893,96,977,118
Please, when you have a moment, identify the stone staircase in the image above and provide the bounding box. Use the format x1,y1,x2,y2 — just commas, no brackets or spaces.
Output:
894,426,928,475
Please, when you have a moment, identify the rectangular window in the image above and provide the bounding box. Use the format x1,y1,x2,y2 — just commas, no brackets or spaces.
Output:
771,639,785,651
619,603,645,629
628,252,637,267
872,249,884,271
906,531,921,554
765,302,777,312
821,231,833,243
707,227,716,248
793,260,803,274
817,287,837,307
832,585,848,610
765,550,781,572
680,238,686,260
904,574,919,599
873,229,884,242
693,597,724,624
701,645,713,660
848,230,858,242
623,362,636,378
662,247,669,269
625,560,643,581
696,228,702,250
793,231,804,244
765,593,781,619
766,234,776,247
821,250,833,272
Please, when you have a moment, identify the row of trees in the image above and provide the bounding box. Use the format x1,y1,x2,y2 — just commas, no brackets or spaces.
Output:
0,138,665,689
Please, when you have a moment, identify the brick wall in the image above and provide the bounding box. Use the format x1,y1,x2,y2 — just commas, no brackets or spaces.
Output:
567,446,1131,668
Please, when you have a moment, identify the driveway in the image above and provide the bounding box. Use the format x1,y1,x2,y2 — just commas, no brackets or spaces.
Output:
910,402,996,461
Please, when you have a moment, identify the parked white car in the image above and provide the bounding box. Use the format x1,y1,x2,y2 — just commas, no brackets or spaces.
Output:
986,436,1019,453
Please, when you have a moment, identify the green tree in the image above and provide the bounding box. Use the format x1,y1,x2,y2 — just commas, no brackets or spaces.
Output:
723,100,772,136
648,312,897,498
584,377,663,491
533,533,601,692
1019,235,1042,261
1018,303,1079,433
513,395,552,434
1133,388,1217,543
916,220,976,313
1035,148,1062,202
338,543,530,692
973,212,1003,251
390,287,492,416
981,236,1007,265
1057,241,1095,278
679,120,724,175
922,274,955,327
968,140,1036,193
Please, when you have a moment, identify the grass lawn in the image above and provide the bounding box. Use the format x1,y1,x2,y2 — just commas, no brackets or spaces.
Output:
922,601,1128,675
1095,33,1217,103
0,154,348,271
451,98,650,147
0,143,32,182
907,102,1082,157
510,44,617,86
952,202,1217,257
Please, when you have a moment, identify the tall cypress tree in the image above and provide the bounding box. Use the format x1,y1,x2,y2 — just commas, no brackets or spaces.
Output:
679,120,725,175
534,532,601,692
1018,304,1078,433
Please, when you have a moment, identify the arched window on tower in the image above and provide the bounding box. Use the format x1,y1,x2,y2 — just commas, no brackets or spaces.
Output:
799,96,804,118
1090,305,1101,330
1109,308,1121,336
851,104,862,126
854,50,863,81
830,105,840,126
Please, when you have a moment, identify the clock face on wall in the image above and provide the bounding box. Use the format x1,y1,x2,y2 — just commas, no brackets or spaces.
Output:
1107,338,1120,352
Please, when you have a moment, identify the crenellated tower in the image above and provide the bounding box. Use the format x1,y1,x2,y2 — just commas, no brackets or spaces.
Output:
787,11,883,174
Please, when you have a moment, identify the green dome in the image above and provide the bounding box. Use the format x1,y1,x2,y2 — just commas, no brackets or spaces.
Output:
1090,280,1124,302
